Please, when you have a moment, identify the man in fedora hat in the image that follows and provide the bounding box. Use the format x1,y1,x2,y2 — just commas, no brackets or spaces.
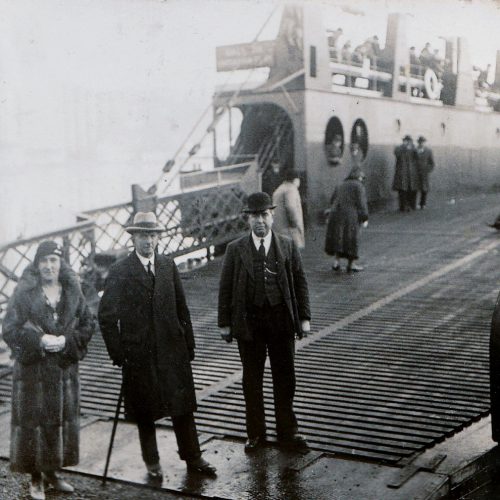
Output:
98,212,216,479
218,192,311,452
415,136,435,209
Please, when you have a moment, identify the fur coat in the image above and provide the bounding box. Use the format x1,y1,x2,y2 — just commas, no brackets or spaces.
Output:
2,263,94,473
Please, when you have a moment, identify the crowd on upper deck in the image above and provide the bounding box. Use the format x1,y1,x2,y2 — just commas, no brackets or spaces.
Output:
328,26,497,99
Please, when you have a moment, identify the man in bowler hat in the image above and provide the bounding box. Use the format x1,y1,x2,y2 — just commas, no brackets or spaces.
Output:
218,192,311,452
98,212,216,479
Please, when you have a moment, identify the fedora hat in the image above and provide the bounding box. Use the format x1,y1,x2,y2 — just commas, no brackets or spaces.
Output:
403,134,413,141
125,212,165,234
417,135,426,143
242,192,276,214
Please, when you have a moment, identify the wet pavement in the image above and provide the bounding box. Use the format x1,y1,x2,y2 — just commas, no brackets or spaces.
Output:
0,192,500,499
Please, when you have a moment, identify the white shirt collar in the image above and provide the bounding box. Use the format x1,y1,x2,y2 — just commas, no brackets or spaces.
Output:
251,231,272,255
135,251,155,273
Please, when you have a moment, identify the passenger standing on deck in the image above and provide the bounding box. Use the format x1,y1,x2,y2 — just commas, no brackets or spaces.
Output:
415,136,435,209
98,212,216,479
324,147,369,273
2,240,95,500
392,135,419,211
272,169,305,249
218,192,311,453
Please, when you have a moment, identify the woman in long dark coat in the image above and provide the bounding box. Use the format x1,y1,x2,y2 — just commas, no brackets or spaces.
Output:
325,148,369,273
2,240,94,500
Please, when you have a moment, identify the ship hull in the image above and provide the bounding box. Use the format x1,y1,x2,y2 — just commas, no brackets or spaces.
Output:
217,87,500,218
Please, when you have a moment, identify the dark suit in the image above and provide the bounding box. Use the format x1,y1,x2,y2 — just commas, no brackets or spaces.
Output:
392,145,419,210
98,252,200,465
218,232,310,439
415,146,435,207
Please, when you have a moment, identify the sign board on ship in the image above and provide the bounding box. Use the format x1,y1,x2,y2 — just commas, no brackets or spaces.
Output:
216,41,275,71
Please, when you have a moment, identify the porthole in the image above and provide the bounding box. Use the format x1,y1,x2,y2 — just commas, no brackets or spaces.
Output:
350,119,369,159
324,116,344,166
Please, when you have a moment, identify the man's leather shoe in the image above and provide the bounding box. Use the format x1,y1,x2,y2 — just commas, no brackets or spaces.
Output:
186,457,217,477
145,462,163,479
244,436,265,452
278,433,309,451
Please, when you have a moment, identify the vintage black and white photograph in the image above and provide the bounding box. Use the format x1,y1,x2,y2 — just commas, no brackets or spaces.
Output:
1,0,500,498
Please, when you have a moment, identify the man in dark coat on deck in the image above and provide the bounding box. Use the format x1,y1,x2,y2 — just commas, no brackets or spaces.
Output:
392,135,420,211
98,212,216,479
218,192,311,453
415,136,435,209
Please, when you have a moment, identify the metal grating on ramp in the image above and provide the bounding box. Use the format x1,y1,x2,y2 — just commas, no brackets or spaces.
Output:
192,245,498,463
0,196,499,465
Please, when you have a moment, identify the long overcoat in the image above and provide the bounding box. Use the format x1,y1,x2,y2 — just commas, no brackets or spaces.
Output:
272,181,305,249
218,232,310,341
98,252,197,420
490,290,500,441
415,146,435,192
2,263,94,473
392,145,420,191
324,179,369,260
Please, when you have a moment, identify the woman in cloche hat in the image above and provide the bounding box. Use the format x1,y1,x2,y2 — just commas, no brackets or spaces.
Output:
2,240,95,499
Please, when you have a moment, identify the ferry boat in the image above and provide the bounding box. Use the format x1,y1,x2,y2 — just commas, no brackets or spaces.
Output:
189,3,500,218
1,2,500,318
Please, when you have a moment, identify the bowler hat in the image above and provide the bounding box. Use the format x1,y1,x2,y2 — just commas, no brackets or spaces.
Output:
242,192,276,213
403,135,412,141
125,212,166,234
417,136,426,143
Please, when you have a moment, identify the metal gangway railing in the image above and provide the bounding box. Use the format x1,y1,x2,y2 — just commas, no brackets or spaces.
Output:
0,159,260,320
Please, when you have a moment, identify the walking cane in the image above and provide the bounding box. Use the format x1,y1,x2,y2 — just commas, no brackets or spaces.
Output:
102,381,123,486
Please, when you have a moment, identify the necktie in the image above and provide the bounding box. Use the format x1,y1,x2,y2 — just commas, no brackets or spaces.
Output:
258,239,266,259
147,261,155,284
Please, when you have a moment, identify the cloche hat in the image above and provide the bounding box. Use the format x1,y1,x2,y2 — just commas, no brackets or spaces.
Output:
34,240,63,265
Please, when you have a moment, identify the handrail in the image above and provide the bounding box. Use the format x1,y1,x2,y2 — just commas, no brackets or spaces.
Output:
0,219,95,253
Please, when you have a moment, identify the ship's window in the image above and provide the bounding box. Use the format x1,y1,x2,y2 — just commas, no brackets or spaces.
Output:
440,122,446,136
395,119,401,133
351,119,369,159
324,117,344,167
332,74,346,85
354,78,369,89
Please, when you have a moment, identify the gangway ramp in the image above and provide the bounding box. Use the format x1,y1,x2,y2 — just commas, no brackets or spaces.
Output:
0,193,498,466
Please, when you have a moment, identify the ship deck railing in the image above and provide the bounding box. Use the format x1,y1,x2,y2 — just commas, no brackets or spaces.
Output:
0,160,260,320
